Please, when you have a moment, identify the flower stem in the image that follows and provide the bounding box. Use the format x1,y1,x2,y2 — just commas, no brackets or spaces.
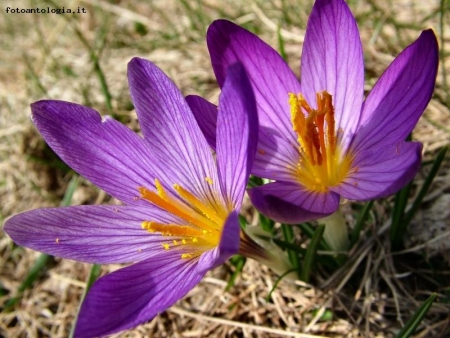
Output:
239,229,297,280
319,209,349,252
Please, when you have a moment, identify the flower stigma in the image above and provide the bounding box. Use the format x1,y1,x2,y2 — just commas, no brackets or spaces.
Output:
289,91,353,192
139,179,229,259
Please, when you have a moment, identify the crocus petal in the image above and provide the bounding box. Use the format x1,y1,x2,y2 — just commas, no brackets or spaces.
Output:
75,253,203,337
31,101,157,206
353,30,439,152
3,205,182,264
248,182,340,224
301,0,364,150
216,63,258,209
127,58,224,206
185,94,218,150
187,94,300,185
333,142,422,200
207,20,301,143
251,130,301,183
197,210,240,274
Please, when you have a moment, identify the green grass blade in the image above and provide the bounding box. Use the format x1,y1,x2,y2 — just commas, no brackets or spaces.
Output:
69,264,102,338
247,175,264,188
277,25,288,61
61,175,80,206
259,213,275,234
281,224,301,277
266,268,297,301
351,200,374,245
403,146,448,226
4,253,52,310
73,28,113,116
298,222,331,250
395,293,437,338
390,181,411,248
301,224,325,283
273,238,306,256
226,255,246,291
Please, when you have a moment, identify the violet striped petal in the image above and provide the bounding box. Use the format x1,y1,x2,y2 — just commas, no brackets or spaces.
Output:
4,205,180,264
352,30,438,153
252,130,301,183
31,101,157,206
185,94,218,150
127,58,224,206
333,142,422,200
248,182,340,224
301,0,364,151
187,95,300,185
207,20,300,144
197,210,240,273
74,253,203,337
216,63,258,209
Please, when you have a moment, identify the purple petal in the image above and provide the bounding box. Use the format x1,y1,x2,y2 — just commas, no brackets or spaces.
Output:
353,30,439,152
31,101,158,206
248,182,340,224
333,142,422,200
301,0,364,150
252,130,301,183
185,95,218,150
197,210,240,274
4,205,181,264
187,94,301,185
207,20,300,143
216,63,258,209
75,253,203,337
127,58,224,207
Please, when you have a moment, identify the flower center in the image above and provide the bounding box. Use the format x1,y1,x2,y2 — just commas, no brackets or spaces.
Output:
288,91,352,192
139,179,228,259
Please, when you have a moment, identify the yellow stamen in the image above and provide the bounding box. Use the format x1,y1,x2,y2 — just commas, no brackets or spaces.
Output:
139,182,217,232
139,178,227,259
289,91,352,192
142,221,203,237
173,184,226,224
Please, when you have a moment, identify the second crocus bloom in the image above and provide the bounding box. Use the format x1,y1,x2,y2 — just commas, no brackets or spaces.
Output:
188,0,439,224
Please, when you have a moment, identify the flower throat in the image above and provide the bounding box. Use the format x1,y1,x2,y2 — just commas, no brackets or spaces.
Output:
139,179,227,259
289,91,352,192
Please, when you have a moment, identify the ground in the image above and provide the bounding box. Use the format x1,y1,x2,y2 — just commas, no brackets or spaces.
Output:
1,0,450,337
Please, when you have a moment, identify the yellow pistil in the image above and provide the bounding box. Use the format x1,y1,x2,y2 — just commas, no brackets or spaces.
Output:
139,179,229,259
289,91,353,192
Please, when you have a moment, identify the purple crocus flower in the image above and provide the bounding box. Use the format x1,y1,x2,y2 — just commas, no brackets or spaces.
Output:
4,60,259,336
187,0,439,224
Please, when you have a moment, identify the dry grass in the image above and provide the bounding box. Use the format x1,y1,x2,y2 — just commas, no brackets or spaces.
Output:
1,0,450,337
